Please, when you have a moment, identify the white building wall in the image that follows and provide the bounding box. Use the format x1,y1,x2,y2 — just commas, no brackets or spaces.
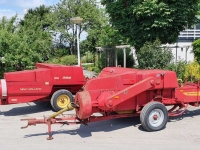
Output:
163,42,194,63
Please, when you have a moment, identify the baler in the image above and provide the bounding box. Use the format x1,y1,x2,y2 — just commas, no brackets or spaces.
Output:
0,63,85,111
21,67,200,139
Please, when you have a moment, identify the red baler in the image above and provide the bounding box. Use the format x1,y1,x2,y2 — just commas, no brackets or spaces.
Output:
0,63,85,111
22,67,200,139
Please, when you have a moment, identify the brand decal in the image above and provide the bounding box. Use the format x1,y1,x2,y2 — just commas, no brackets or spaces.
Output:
182,91,200,96
11,99,17,101
20,88,42,91
62,76,71,79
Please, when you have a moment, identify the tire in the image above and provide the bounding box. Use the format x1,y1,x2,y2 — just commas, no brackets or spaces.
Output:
50,89,73,112
140,102,168,132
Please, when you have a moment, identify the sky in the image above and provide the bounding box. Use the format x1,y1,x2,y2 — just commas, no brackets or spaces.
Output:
0,0,60,19
0,0,88,40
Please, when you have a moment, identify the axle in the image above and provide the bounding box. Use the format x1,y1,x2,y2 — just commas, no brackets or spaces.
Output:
21,102,140,140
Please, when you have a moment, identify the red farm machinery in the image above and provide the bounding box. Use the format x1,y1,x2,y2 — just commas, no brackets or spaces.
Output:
21,67,200,140
0,63,85,111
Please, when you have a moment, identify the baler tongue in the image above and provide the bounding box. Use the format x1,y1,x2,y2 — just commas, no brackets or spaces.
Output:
21,102,79,140
21,118,45,129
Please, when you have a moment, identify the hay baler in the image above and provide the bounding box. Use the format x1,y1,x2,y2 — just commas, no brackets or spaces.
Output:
0,63,85,111
22,67,200,139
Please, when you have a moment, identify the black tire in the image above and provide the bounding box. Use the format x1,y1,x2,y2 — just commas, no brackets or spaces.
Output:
140,102,168,132
50,89,73,112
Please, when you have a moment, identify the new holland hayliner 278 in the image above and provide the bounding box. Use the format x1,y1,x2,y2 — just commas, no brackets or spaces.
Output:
21,66,200,140
0,63,85,111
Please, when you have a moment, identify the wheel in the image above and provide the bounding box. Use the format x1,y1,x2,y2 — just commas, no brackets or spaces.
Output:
140,102,168,132
50,89,73,112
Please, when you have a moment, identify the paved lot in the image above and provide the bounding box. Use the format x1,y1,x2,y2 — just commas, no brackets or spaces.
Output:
0,102,200,150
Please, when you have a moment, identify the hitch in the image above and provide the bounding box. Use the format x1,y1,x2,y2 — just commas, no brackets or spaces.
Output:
21,102,80,140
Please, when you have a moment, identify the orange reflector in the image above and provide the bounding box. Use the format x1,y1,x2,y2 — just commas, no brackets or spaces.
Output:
114,95,119,99
130,80,135,84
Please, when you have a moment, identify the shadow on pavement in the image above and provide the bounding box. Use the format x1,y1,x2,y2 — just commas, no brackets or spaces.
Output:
0,102,52,116
19,107,200,139
23,109,200,139
169,109,200,122
23,117,141,138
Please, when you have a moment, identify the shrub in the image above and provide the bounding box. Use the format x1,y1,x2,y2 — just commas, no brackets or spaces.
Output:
48,55,78,65
165,60,187,81
81,51,94,63
137,39,174,69
192,39,200,64
87,66,101,73
184,59,200,82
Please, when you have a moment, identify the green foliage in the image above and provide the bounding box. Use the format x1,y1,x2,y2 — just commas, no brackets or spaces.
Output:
20,5,53,29
184,59,200,82
117,48,134,68
97,51,106,69
82,63,94,69
0,5,54,71
102,0,199,49
52,48,70,57
165,60,187,81
0,0,109,77
80,8,108,54
198,0,200,15
192,39,200,64
97,25,127,47
48,55,78,65
81,51,94,63
87,66,101,73
165,59,200,83
0,16,17,59
137,39,174,69
96,47,134,69
52,0,103,55
82,63,100,73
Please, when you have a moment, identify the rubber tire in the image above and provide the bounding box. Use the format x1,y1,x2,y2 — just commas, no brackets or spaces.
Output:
140,101,168,132
50,89,73,112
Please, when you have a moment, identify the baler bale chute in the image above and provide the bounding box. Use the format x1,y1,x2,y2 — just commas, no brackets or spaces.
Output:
21,67,200,140
0,63,85,111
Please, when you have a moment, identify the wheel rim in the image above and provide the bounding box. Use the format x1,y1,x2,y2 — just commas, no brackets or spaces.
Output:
148,109,164,127
56,94,70,108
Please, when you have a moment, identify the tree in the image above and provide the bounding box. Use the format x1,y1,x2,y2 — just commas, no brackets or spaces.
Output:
0,16,18,73
198,0,200,15
20,5,53,30
80,8,109,54
51,0,104,55
192,39,200,63
101,0,199,50
0,5,54,71
137,39,174,69
97,25,127,47
0,16,17,59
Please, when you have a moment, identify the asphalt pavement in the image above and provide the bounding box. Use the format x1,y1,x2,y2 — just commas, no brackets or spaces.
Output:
0,102,200,150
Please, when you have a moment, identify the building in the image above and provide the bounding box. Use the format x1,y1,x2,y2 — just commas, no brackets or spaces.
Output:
96,23,200,67
166,22,200,63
